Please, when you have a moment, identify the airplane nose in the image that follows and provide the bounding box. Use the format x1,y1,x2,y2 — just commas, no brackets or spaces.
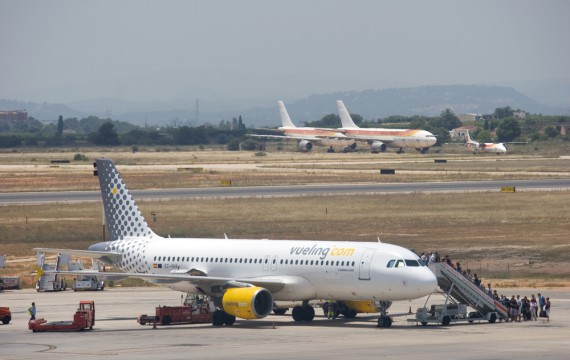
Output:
418,269,438,295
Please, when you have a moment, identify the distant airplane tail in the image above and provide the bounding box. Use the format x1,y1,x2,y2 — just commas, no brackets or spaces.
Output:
94,159,157,241
278,101,296,128
465,130,472,143
337,100,359,129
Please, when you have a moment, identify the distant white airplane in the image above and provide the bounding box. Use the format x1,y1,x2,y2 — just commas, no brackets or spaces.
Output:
250,101,356,152
465,131,507,154
336,100,437,154
35,159,437,328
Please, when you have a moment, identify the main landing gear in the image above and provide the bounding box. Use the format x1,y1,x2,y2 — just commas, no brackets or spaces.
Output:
212,309,236,326
377,315,393,328
377,301,393,328
292,301,315,322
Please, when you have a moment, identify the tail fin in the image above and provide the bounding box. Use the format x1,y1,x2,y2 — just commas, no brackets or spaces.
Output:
465,130,472,143
94,159,157,241
278,101,296,128
337,100,359,129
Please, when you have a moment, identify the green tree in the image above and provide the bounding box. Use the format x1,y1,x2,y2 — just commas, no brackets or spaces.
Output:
432,109,462,130
494,106,514,119
241,138,258,150
56,115,64,138
475,129,492,143
495,118,521,142
543,126,558,139
215,133,228,144
409,117,427,130
227,137,241,151
93,122,120,145
305,114,341,128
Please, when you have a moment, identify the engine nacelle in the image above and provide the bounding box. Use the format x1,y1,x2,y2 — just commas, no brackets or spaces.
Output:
343,300,392,313
370,141,387,153
298,140,313,152
222,287,274,320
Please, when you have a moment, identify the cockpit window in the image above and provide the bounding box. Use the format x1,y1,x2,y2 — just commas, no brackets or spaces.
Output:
405,259,420,267
394,260,405,268
387,260,395,268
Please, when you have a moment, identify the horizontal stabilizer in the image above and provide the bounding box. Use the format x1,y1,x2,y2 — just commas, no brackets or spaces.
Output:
33,247,122,264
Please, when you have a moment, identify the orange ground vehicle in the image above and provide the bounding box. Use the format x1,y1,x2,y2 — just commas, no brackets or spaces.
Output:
138,304,212,325
29,300,95,332
0,307,11,324
138,295,213,325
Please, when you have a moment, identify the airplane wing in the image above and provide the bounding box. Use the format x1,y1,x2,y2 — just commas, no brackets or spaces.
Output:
247,134,303,140
38,268,287,294
33,247,122,264
357,136,395,143
247,134,342,141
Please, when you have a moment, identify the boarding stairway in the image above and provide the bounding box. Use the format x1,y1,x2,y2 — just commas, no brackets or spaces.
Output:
429,262,508,321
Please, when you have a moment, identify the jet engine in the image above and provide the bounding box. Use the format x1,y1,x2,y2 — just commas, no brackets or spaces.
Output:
370,141,387,153
222,287,274,320
298,140,313,152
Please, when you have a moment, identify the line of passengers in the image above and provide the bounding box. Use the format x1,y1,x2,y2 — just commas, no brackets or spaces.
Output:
419,252,551,322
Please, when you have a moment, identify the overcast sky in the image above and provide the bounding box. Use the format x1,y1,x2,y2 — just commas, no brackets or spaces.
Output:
1,0,569,104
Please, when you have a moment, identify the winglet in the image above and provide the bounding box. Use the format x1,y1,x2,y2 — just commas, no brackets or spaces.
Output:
337,100,359,129
278,101,296,128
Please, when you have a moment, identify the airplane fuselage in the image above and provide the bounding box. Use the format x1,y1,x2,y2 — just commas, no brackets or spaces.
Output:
90,237,436,302
340,128,437,149
467,142,507,154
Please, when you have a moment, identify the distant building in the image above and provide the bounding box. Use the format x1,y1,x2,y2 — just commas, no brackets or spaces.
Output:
457,113,481,122
450,125,478,139
513,111,526,119
0,110,28,121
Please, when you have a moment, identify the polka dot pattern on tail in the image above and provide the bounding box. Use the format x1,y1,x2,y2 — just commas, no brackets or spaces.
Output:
96,159,156,241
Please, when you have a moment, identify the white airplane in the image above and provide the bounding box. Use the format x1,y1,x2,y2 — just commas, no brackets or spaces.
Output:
336,100,437,154
35,159,437,328
250,101,356,152
465,131,507,155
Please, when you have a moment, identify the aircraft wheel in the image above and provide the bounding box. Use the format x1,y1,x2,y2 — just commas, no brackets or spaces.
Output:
212,310,225,326
377,316,392,328
273,307,287,315
292,306,305,322
303,305,315,321
224,313,236,326
342,309,357,318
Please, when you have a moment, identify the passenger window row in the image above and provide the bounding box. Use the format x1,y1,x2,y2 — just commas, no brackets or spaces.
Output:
153,256,356,267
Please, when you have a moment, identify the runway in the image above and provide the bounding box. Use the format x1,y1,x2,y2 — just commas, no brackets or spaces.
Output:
1,178,569,204
0,287,568,360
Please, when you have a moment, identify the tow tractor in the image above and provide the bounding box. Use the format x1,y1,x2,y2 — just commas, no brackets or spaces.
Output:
29,300,95,332
138,294,214,326
0,307,11,324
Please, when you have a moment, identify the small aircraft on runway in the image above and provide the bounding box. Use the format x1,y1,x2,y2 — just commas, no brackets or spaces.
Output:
464,131,507,155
